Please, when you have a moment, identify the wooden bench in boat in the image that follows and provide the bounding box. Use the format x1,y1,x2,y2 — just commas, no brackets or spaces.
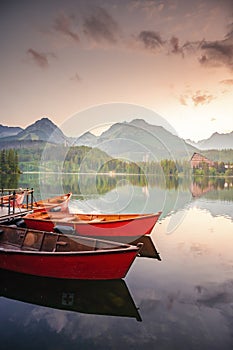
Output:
0,227,126,253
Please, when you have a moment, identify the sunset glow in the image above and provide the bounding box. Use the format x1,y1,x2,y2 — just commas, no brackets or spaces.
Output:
1,0,233,141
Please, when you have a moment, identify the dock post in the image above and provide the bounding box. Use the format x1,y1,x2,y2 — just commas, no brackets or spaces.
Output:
31,188,34,208
26,188,29,209
8,190,11,215
0,188,3,207
12,190,16,214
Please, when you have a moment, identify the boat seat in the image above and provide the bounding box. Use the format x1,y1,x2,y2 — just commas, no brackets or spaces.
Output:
89,218,105,222
59,217,73,222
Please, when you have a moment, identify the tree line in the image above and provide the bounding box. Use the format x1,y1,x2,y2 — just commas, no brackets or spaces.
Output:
0,149,21,174
193,161,233,176
6,144,192,175
4,144,233,177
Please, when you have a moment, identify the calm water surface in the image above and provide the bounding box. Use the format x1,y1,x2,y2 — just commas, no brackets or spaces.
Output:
0,174,233,349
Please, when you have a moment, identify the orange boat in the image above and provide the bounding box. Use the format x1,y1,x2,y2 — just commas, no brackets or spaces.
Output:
21,192,72,212
0,191,25,207
23,211,162,240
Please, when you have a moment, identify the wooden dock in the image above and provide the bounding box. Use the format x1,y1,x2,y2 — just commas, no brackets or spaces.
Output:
0,188,34,224
0,207,32,223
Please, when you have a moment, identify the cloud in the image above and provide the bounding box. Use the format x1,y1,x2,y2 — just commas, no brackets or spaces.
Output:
190,243,209,256
27,49,50,68
53,13,80,43
137,30,164,50
83,7,119,44
226,21,233,39
198,25,233,70
136,30,205,57
169,36,184,56
219,79,233,85
192,91,216,106
179,90,216,107
179,95,187,105
129,0,165,17
135,15,233,70
195,280,233,308
199,40,233,69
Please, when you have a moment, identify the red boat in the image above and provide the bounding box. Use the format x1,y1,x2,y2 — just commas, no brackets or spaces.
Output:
0,225,142,280
0,191,25,207
23,211,162,240
20,192,72,212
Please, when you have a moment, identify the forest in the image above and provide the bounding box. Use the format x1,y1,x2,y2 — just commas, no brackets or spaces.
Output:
193,161,233,176
0,149,21,174
1,145,232,177
17,145,190,176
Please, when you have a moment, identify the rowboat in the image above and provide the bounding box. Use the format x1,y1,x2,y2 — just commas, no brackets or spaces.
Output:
53,229,162,260
0,269,142,321
22,211,162,240
20,192,72,212
0,191,25,207
0,225,141,280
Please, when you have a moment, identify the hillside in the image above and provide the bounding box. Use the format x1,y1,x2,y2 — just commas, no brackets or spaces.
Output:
0,125,22,138
72,131,97,147
17,144,111,173
0,117,68,145
16,117,68,144
94,119,197,161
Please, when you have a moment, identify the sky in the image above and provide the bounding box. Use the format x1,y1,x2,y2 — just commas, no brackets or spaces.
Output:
1,0,233,141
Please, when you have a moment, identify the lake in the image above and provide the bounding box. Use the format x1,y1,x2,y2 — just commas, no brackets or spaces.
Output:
0,173,233,349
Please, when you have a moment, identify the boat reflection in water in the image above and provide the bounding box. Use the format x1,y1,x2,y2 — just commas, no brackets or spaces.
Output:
52,226,162,260
0,269,142,322
132,235,161,261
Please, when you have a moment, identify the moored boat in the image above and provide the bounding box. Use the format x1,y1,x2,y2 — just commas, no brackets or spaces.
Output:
0,191,25,207
0,225,141,280
20,192,72,212
22,211,162,240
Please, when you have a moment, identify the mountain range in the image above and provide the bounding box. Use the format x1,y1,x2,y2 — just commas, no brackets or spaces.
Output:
92,119,196,161
0,118,67,144
0,117,232,161
0,124,23,138
185,131,233,150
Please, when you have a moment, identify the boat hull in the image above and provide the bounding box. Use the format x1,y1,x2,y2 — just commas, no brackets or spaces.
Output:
0,225,140,280
0,249,137,280
23,212,161,239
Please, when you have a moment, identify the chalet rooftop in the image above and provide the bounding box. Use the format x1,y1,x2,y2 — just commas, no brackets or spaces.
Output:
190,152,214,168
